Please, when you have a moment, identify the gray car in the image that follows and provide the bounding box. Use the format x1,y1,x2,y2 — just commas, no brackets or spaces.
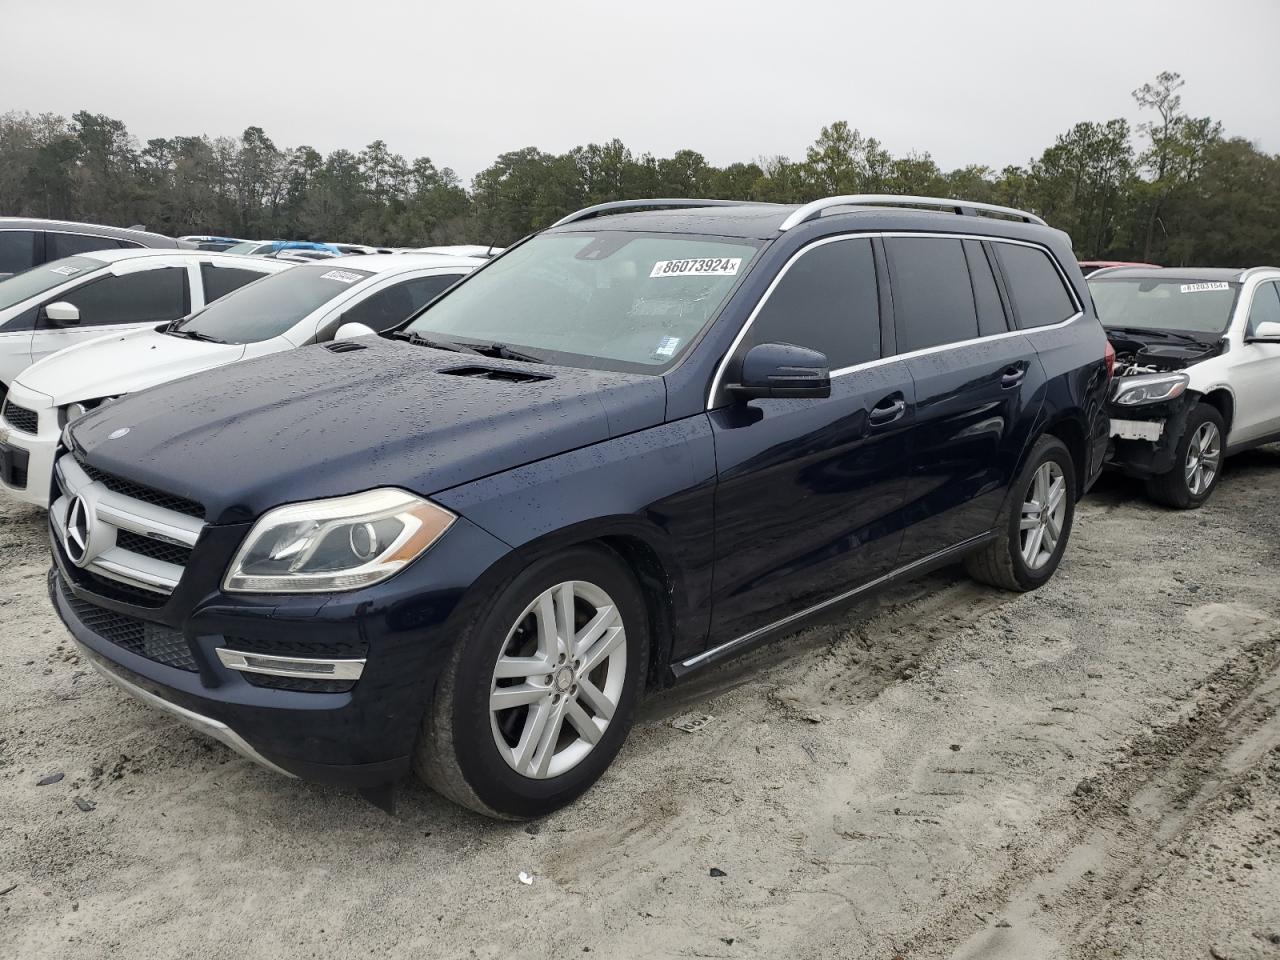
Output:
0,218,192,280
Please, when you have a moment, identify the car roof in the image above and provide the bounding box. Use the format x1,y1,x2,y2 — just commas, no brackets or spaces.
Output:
0,217,178,245
544,202,1063,242
1087,266,1280,282
291,253,486,274
59,248,286,267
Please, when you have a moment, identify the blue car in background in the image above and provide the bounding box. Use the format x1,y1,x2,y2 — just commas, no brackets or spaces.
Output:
222,240,341,257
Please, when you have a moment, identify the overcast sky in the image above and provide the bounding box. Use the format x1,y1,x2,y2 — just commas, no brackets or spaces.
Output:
4,0,1278,182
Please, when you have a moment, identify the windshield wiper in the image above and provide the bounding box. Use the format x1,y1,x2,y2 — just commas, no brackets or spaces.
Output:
390,331,479,353
167,328,227,344
466,342,544,364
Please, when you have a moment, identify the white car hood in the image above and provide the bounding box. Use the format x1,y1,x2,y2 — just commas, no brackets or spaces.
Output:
17,327,248,406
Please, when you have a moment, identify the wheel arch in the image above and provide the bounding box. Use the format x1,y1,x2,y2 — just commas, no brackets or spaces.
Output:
1040,412,1089,500
1193,386,1235,435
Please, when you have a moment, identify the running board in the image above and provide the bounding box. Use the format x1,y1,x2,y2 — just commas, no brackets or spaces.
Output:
673,531,996,677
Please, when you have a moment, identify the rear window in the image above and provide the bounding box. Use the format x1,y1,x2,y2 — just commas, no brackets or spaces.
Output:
886,236,980,353
996,243,1078,329
48,232,124,258
200,263,268,303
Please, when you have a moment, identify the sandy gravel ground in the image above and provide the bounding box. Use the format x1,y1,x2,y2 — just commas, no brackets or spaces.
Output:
2,449,1279,960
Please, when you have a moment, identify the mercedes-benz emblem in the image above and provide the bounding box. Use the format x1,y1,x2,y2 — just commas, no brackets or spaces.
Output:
64,496,92,566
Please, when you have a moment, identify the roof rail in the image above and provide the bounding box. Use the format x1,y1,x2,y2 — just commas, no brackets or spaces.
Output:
551,198,765,228
778,194,1047,231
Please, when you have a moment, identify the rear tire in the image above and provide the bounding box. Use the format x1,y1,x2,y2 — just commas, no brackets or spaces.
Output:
1144,403,1224,509
965,434,1076,592
415,544,648,819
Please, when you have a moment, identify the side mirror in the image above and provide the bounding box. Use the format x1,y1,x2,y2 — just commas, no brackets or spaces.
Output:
42,301,81,326
333,321,377,342
1247,321,1280,342
727,342,831,400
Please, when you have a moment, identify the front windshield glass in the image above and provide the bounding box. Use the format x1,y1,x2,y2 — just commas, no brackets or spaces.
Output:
404,231,761,371
176,264,373,344
222,241,259,255
1090,278,1239,337
0,256,105,311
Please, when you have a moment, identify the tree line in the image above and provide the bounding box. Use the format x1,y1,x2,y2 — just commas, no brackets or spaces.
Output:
2,72,1277,266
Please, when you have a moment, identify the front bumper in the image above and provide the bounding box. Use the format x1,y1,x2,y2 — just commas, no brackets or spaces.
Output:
48,506,512,788
1104,392,1194,478
0,388,57,508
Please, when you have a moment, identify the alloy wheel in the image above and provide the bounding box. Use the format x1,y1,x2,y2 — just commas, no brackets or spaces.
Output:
1184,421,1221,497
1020,460,1067,571
489,580,627,779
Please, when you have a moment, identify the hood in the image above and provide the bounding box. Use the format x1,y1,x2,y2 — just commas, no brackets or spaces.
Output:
19,327,247,405
69,337,667,525
1105,330,1225,374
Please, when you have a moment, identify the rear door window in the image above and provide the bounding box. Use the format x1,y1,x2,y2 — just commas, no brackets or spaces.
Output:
200,264,268,303
54,267,190,327
995,243,1078,329
743,237,880,368
886,236,980,353
0,230,38,275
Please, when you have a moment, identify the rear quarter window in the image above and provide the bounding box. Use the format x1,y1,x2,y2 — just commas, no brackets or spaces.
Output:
996,243,1078,329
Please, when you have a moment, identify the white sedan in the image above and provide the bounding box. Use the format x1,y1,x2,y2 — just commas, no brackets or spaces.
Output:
0,253,481,508
0,249,290,391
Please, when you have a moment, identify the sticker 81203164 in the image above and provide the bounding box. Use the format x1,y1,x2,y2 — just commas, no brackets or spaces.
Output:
1179,282,1230,293
649,258,742,279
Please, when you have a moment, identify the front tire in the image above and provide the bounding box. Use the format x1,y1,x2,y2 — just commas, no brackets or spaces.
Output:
1144,403,1224,509
965,434,1076,592
415,544,648,819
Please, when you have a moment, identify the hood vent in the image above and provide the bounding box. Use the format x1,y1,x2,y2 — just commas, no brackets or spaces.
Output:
439,365,551,384
323,341,368,353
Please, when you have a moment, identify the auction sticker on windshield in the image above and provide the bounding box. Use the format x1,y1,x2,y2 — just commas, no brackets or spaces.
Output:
320,270,364,284
649,258,742,279
1180,282,1230,293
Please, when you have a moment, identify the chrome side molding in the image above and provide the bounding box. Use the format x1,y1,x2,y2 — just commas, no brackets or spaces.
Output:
216,648,366,681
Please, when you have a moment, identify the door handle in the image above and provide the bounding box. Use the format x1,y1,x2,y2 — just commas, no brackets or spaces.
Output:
868,396,907,428
1001,365,1027,388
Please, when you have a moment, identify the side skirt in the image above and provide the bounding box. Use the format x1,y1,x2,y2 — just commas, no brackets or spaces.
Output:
672,531,997,678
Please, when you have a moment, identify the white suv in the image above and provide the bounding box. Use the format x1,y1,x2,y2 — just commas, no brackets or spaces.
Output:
1092,266,1280,507
0,253,480,508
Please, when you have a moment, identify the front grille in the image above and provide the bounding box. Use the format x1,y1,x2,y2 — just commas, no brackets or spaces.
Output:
60,580,196,672
2,401,38,434
116,530,193,567
77,461,205,519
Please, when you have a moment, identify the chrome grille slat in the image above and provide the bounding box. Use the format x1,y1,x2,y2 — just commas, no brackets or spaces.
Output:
53,452,206,599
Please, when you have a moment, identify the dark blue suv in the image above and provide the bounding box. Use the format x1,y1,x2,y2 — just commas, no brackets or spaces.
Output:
48,196,1110,818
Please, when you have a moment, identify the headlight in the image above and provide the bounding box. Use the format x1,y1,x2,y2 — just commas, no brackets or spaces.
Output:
223,488,455,593
1112,372,1189,406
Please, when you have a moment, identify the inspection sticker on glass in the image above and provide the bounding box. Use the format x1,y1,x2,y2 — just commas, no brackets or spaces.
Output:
650,257,742,279
320,270,364,284
653,335,681,359
1179,282,1230,293
49,265,80,276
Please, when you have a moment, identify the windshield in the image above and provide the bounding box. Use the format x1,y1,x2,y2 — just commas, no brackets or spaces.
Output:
222,241,260,255
0,256,105,311
1090,278,1239,337
176,264,373,344
403,231,761,371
